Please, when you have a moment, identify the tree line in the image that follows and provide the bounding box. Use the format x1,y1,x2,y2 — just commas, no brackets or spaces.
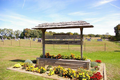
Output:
0,28,112,39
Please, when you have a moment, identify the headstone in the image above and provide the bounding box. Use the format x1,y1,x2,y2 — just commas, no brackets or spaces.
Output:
33,38,36,41
5,38,7,40
87,39,91,41
24,37,26,39
38,38,41,42
97,39,102,41
2,38,4,42
29,38,31,40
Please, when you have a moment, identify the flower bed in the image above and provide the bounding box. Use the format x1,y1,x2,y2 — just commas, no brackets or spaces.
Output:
10,59,103,80
41,52,87,60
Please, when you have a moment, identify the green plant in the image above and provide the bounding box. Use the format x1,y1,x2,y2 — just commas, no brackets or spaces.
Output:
24,59,33,64
76,72,90,80
65,55,70,59
66,68,76,79
23,63,33,69
91,62,98,67
48,69,54,76
90,69,96,72
40,54,43,58
45,52,51,58
47,65,52,71
20,62,24,66
51,55,56,59
76,56,81,60
94,66,99,70
61,55,65,59
56,54,62,59
39,67,46,73
13,63,21,68
90,72,102,80
70,53,75,59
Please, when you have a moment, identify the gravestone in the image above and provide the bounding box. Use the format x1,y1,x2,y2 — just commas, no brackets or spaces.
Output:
33,38,36,41
38,38,41,42
97,39,102,41
87,39,91,41
2,38,4,42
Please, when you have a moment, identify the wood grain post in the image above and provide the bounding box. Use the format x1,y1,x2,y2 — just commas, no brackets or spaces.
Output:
19,40,20,46
30,40,31,47
11,40,12,46
3,41,4,45
84,42,86,51
41,29,46,58
80,27,83,59
104,43,106,51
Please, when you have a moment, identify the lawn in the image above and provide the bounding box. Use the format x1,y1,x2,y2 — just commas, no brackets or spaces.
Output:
0,39,120,80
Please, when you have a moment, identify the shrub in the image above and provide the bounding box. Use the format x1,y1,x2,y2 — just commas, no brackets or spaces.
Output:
91,62,98,67
13,63,21,68
40,54,43,58
24,59,33,64
90,72,102,80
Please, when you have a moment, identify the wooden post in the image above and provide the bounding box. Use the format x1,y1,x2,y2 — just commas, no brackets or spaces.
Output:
84,42,85,51
80,27,83,59
30,40,31,47
104,43,106,51
3,41,4,45
19,40,20,46
41,29,46,58
11,39,12,46
68,35,69,50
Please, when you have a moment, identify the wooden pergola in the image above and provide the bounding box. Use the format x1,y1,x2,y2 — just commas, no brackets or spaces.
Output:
33,21,94,58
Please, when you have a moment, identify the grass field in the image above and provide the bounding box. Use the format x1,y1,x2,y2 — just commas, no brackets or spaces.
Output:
0,39,120,80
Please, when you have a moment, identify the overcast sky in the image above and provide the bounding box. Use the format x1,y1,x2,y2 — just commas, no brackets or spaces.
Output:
0,0,120,35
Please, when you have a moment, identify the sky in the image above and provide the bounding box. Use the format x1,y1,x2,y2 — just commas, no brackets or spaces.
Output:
0,0,120,35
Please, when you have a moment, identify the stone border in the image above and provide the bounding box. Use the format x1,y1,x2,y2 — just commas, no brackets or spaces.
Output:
7,63,107,80
103,63,107,80
7,67,67,80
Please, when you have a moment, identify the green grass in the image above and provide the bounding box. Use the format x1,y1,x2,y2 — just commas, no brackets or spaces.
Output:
0,39,120,80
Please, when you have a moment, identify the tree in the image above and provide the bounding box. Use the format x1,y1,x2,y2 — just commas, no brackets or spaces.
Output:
73,32,79,35
14,30,22,38
23,28,31,38
114,24,120,40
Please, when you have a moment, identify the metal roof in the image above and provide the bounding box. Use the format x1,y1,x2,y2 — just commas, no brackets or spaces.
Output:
32,20,93,29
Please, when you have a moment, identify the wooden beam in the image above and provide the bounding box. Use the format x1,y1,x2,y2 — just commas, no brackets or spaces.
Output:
41,29,46,58
80,27,83,59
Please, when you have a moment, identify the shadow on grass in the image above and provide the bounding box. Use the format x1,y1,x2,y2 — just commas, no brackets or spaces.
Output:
10,59,25,62
114,50,120,52
10,59,36,63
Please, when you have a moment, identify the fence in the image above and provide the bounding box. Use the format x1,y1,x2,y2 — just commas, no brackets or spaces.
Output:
0,39,119,52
